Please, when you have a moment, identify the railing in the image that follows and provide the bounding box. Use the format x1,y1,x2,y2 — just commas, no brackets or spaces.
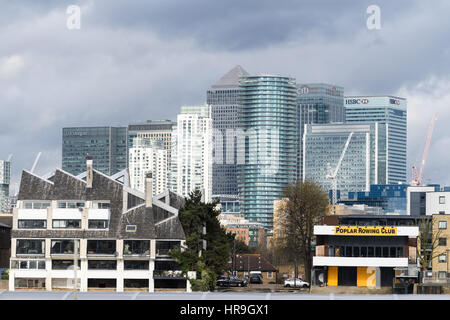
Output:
156,249,171,256
153,270,186,279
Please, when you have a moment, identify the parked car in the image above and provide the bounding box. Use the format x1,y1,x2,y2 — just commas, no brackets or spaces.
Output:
249,273,263,284
216,275,247,287
284,278,309,288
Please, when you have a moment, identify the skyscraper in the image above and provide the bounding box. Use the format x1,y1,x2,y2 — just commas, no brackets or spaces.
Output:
238,75,298,229
303,123,387,199
345,96,407,184
127,120,174,169
128,137,168,194
169,105,212,202
62,126,127,176
296,84,345,181
0,160,10,212
207,65,249,210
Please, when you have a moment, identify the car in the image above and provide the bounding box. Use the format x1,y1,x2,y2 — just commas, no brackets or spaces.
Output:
249,273,263,284
216,275,247,287
284,278,309,288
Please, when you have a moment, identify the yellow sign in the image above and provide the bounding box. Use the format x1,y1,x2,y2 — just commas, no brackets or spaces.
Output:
334,226,397,236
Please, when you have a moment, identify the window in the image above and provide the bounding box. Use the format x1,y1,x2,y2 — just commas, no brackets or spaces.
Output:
16,240,45,255
11,259,45,269
88,260,117,270
439,221,447,229
18,220,47,229
52,260,80,270
126,225,137,232
439,238,447,246
51,240,79,255
88,220,109,229
267,272,273,279
124,240,150,255
52,220,81,229
94,202,110,209
156,241,181,256
124,260,149,270
23,202,51,209
439,196,446,204
438,271,447,279
87,240,116,255
57,201,85,209
438,254,447,263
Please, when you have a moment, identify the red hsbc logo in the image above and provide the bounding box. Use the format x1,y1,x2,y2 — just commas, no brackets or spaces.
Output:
361,99,369,104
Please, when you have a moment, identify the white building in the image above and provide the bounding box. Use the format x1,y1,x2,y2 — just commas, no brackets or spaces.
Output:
169,105,212,202
128,138,168,194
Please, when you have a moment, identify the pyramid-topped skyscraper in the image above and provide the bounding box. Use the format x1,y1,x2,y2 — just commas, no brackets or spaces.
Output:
207,66,249,213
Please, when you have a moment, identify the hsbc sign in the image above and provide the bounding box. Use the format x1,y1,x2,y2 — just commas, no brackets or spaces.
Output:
345,98,369,105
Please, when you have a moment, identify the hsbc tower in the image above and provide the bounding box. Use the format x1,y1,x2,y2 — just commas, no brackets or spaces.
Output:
344,96,407,185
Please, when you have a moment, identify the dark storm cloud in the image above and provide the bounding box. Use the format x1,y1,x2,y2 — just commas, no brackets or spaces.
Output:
1,0,450,189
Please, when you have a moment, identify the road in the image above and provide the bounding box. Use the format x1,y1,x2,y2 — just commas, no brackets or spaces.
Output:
0,290,449,300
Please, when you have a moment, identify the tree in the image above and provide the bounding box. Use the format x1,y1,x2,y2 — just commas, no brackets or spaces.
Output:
170,189,234,291
275,180,329,283
416,216,445,273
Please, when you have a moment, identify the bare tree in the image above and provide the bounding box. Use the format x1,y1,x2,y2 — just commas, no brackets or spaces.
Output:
275,180,329,283
416,216,445,273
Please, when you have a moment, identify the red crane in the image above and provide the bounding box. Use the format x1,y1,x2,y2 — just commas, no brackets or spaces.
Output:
411,112,437,186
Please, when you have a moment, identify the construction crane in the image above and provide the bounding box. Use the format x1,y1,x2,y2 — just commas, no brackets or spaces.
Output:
30,152,42,174
326,132,354,206
411,113,437,186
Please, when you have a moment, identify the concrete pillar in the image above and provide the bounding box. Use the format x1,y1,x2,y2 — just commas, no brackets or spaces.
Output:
80,259,88,292
116,259,124,292
86,155,93,188
149,259,155,293
8,271,15,291
45,259,52,291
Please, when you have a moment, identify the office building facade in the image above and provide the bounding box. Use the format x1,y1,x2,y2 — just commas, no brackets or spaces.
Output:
62,127,128,176
297,84,345,180
207,65,249,201
238,75,298,229
345,96,407,184
303,123,387,199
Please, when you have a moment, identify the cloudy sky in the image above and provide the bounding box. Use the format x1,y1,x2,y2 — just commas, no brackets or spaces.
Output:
1,0,450,192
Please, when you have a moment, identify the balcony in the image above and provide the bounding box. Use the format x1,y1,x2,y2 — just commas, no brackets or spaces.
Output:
153,270,186,280
123,240,150,257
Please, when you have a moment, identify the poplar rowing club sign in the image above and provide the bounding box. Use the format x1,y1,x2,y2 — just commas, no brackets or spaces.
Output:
334,226,397,236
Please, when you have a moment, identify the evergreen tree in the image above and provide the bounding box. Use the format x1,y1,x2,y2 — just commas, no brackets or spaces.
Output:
170,189,234,290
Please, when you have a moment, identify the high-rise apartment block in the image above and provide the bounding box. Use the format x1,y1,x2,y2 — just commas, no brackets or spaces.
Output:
128,138,168,194
238,75,298,229
0,160,11,212
127,120,174,169
169,105,212,202
62,127,127,176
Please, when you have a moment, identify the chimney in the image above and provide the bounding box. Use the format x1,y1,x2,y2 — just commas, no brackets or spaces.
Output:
145,172,153,207
86,154,93,188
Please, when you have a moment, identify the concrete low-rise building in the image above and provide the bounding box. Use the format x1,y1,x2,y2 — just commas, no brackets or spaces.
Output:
9,156,191,292
313,215,419,287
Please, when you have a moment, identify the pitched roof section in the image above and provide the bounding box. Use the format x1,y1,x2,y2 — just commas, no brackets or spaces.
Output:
211,65,249,88
232,254,277,272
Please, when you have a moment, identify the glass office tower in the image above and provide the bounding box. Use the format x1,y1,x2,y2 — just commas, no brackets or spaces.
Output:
238,75,298,229
345,96,407,184
297,84,345,181
207,65,249,210
62,126,128,176
303,123,387,199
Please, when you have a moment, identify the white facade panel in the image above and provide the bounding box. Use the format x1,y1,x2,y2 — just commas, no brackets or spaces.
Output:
313,256,408,267
52,209,83,219
426,192,450,215
87,209,110,220
17,209,47,220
